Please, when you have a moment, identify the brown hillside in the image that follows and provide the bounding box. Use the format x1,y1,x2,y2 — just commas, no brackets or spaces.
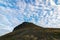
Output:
0,22,60,40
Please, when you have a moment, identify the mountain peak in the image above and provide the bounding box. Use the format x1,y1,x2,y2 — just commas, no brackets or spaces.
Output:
13,22,42,31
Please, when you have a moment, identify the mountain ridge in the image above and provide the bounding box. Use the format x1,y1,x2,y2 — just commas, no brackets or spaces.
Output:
0,22,60,40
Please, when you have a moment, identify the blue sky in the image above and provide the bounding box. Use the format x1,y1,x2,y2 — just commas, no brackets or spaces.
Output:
0,0,60,36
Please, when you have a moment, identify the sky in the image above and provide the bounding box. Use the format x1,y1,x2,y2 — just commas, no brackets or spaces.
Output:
0,0,60,36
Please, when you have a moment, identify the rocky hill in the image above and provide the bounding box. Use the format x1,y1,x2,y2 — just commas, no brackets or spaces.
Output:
0,22,60,40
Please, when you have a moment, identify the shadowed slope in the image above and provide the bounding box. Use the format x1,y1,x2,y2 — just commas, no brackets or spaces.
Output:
0,22,60,40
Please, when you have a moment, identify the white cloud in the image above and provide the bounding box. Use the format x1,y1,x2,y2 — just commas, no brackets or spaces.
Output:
0,29,12,36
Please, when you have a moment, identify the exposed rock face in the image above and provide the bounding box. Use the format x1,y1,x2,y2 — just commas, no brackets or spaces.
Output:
0,22,60,40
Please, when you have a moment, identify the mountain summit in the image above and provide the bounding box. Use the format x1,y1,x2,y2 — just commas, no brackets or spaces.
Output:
13,22,43,31
0,22,60,40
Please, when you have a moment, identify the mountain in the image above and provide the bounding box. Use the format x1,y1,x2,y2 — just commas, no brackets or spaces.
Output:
0,22,60,40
